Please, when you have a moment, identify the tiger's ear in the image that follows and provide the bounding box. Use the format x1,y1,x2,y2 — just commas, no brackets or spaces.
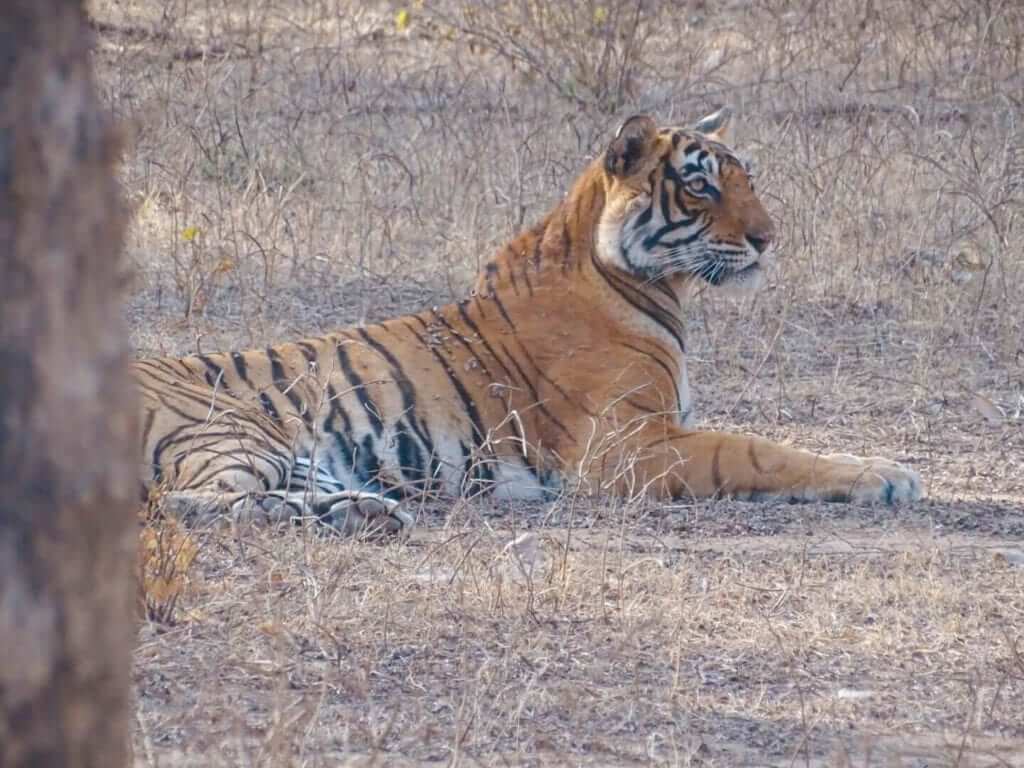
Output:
604,115,658,177
693,106,733,143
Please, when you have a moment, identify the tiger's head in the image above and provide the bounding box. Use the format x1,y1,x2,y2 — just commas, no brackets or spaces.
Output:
597,108,774,292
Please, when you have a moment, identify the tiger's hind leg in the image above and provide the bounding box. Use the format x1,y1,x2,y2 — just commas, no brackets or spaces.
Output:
308,490,413,537
283,456,414,536
157,458,413,538
145,394,413,537
159,488,412,538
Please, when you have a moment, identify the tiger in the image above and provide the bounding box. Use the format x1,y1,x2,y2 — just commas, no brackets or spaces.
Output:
135,108,924,537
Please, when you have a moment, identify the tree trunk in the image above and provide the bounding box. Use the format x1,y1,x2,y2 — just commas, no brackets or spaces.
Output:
0,1,137,766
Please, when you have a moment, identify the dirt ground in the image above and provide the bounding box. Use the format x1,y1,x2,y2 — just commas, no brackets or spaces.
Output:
89,0,1023,764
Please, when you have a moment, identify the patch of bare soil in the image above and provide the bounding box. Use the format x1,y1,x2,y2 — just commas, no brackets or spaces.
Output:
134,475,1023,767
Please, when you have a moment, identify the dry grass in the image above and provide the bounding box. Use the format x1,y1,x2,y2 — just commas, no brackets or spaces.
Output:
138,494,200,624
133,511,1024,767
88,0,1024,763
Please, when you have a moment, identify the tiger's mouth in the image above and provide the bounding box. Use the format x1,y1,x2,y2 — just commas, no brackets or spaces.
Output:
721,261,765,286
699,250,771,291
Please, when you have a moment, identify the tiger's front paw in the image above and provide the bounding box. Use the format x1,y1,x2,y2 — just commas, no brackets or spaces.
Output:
824,454,924,505
318,491,414,539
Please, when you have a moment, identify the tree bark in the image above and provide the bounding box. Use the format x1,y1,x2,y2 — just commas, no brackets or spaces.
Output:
0,1,137,766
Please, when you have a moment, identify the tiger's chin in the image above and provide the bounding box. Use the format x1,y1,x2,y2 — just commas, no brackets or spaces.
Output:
683,260,768,297
715,261,768,295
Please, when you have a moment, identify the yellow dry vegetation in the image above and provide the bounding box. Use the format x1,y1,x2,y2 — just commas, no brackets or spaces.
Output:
137,514,199,624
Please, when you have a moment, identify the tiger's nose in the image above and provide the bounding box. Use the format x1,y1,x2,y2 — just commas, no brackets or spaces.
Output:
746,233,772,254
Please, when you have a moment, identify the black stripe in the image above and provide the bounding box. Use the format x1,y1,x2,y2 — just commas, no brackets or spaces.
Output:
165,444,287,482
520,260,534,296
498,341,574,442
635,202,653,228
591,253,687,356
429,309,533,479
159,428,282,445
456,302,519,386
394,420,427,488
625,397,660,415
135,364,194,387
176,439,283,485
323,383,356,475
196,354,226,388
641,215,703,250
472,295,488,319
152,379,235,412
231,351,251,385
405,320,486,444
189,461,279,492
151,414,287,486
451,304,534,457
656,221,711,251
172,358,194,377
151,421,205,482
335,338,384,437
430,309,494,378
266,347,309,425
489,291,515,329
134,364,192,392
259,392,281,422
153,391,221,422
515,339,595,418
659,169,673,221
651,278,679,306
618,341,681,406
355,433,386,493
458,439,494,492
459,440,473,487
507,259,520,296
484,260,499,293
356,326,436,458
141,407,156,452
296,341,320,368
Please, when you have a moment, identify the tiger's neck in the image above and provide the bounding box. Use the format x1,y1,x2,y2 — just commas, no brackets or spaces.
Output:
471,161,687,352
473,162,605,296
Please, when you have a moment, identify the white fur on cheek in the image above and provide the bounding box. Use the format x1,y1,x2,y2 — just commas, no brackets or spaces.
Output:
597,195,657,274
596,205,624,268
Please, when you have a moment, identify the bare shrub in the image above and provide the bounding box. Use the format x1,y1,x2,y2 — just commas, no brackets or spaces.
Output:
425,0,677,112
